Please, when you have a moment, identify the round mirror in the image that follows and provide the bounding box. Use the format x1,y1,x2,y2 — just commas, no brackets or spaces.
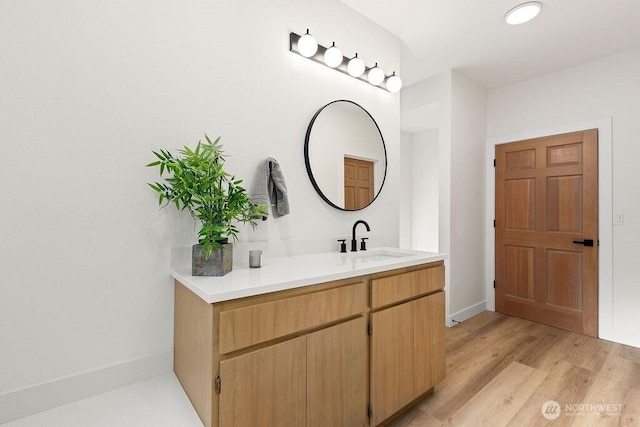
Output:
304,100,387,211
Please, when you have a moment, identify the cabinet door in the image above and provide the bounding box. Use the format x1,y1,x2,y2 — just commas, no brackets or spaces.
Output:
219,336,306,427
370,302,414,426
414,291,446,397
307,316,368,427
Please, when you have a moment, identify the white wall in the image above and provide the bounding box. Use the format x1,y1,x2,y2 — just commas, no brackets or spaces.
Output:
487,47,640,347
410,129,439,252
0,0,400,420
449,71,487,318
401,71,452,320
400,70,487,324
399,131,413,248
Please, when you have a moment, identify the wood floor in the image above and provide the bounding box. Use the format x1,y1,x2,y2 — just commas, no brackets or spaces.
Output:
388,311,640,427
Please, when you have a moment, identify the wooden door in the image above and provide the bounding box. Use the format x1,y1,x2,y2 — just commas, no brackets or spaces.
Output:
370,302,414,426
413,291,446,397
219,336,306,426
307,317,368,427
344,157,374,210
495,130,598,337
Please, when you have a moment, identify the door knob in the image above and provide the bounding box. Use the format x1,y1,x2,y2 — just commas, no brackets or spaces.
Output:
573,239,594,247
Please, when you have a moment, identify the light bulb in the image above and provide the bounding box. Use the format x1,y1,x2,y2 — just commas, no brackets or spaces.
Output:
505,2,542,25
297,29,318,58
368,63,385,86
324,42,343,68
386,72,402,93
347,54,365,77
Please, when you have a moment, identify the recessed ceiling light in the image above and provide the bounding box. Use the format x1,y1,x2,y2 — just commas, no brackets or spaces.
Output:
505,1,542,25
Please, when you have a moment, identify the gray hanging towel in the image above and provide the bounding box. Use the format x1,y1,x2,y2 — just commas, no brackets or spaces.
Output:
249,157,290,219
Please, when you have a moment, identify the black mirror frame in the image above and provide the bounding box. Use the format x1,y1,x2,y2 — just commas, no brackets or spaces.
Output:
304,99,388,211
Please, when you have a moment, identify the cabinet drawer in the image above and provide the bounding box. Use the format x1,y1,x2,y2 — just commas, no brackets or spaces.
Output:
219,281,367,354
371,264,444,309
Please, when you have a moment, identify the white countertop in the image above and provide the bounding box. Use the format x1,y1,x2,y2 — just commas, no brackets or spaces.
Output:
171,247,447,303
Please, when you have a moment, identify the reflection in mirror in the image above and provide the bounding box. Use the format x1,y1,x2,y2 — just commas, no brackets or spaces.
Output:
305,100,387,211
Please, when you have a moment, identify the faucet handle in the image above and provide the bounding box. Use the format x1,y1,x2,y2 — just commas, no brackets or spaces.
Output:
337,239,347,253
360,237,369,251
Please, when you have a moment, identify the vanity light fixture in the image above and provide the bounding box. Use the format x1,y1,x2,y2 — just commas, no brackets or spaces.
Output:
289,30,401,93
367,63,385,86
505,1,542,25
347,54,365,78
324,42,343,68
297,29,318,57
386,72,403,93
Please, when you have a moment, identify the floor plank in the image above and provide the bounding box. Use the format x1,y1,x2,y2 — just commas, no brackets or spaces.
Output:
574,352,640,426
508,360,595,426
444,361,547,426
619,388,640,427
419,319,536,420
388,311,640,427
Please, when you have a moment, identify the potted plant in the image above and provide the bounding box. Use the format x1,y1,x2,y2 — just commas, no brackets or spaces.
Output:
147,135,268,276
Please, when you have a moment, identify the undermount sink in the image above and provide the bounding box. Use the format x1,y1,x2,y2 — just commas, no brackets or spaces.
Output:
348,248,416,262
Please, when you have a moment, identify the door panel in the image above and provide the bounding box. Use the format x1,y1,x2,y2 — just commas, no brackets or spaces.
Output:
505,148,536,170
547,143,582,166
219,336,306,426
547,250,583,310
414,292,446,397
547,176,583,232
495,129,598,337
370,302,414,426
307,317,367,427
344,157,374,210
505,179,536,230
504,246,535,301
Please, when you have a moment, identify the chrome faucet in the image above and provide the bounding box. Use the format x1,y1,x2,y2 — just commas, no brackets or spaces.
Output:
351,220,370,252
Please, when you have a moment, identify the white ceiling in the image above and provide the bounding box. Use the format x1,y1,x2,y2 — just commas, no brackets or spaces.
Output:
340,0,640,89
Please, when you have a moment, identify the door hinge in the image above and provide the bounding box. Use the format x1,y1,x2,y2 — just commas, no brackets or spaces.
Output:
493,280,496,289
493,159,496,167
215,375,221,394
493,219,496,228
368,404,373,419
367,322,373,336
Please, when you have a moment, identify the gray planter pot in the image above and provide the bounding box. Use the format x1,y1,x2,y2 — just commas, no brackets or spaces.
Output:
192,242,233,276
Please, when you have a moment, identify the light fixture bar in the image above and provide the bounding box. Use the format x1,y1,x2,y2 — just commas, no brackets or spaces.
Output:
289,32,400,92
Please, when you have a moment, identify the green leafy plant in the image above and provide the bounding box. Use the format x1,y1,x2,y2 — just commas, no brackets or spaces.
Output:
147,135,268,259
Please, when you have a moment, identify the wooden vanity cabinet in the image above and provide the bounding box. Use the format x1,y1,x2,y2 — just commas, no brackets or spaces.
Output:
174,260,445,427
218,316,368,427
369,264,446,426
174,278,369,427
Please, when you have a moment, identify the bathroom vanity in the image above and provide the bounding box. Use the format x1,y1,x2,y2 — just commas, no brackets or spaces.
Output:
171,248,446,427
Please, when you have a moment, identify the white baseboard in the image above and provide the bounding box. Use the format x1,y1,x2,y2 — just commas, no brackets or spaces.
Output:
612,329,640,349
0,350,173,424
446,301,487,327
